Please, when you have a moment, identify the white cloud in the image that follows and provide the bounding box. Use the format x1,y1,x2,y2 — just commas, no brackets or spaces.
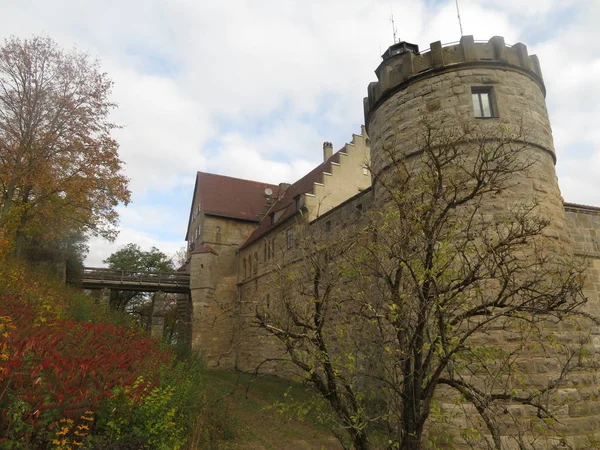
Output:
1,0,599,264
86,229,184,267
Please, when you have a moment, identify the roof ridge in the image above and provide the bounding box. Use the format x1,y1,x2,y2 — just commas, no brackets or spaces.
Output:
197,171,278,187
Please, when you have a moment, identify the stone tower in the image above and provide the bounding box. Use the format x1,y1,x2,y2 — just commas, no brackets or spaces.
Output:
364,35,568,243
363,36,600,447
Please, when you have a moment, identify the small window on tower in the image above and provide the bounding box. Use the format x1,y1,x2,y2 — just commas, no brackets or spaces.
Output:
471,87,496,118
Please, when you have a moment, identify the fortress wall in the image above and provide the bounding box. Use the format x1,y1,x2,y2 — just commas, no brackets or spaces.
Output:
566,205,600,258
235,191,373,373
236,215,302,373
565,204,600,319
190,215,257,368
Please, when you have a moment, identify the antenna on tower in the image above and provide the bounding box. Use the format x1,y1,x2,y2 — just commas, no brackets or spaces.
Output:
389,0,399,43
455,0,464,36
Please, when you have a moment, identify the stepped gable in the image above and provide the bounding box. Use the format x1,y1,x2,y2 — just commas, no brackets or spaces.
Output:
239,150,344,250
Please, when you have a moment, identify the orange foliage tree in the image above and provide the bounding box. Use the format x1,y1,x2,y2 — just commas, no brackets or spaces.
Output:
0,35,130,252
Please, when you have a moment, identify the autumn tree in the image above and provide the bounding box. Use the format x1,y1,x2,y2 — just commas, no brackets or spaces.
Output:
255,118,595,450
0,35,130,255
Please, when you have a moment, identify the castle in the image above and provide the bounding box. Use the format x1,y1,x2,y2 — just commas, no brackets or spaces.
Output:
183,36,600,446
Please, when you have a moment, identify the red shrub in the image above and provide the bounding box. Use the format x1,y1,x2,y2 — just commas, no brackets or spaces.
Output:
0,293,173,441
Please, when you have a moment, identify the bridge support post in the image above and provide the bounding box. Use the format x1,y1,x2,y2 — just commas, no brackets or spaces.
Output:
176,293,192,350
151,290,166,340
100,288,111,307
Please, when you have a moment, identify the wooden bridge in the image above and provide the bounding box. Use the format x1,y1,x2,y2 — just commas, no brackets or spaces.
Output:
81,267,190,293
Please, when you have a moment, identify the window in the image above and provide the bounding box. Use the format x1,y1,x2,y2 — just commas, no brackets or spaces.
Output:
471,87,496,118
286,229,294,249
356,203,363,218
253,252,258,275
271,238,276,258
243,258,247,280
325,220,331,232
248,256,252,278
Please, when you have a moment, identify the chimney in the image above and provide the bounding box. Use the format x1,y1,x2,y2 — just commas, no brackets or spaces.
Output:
278,183,291,199
323,141,333,161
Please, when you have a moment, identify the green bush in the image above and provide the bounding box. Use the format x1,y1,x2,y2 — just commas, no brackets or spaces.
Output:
91,359,205,450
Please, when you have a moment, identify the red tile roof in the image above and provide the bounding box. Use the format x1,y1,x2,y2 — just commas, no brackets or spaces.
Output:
239,150,345,249
186,172,278,240
191,244,218,255
195,171,278,218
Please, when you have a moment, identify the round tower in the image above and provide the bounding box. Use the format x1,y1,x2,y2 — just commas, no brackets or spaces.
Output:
363,36,600,447
364,35,567,243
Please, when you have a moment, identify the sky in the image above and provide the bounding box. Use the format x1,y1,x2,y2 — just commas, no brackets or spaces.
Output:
2,0,599,266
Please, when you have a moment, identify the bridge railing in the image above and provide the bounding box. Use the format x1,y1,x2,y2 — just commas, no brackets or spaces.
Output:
82,267,190,288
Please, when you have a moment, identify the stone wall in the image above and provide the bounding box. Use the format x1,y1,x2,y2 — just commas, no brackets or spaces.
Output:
565,203,600,318
190,215,258,368
235,190,373,373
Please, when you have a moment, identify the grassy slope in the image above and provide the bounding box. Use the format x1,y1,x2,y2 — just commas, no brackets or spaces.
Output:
206,371,344,450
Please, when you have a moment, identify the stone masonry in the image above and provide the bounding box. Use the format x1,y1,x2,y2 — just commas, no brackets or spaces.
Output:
185,36,600,448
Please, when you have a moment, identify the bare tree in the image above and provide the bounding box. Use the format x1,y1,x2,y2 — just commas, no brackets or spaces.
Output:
255,117,594,450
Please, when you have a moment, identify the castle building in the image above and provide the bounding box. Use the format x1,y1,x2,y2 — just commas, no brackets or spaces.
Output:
184,36,600,446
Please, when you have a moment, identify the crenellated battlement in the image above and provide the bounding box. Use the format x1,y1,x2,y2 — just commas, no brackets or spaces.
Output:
364,35,544,123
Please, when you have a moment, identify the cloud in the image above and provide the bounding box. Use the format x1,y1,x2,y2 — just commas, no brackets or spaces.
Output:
86,228,184,267
2,0,599,265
